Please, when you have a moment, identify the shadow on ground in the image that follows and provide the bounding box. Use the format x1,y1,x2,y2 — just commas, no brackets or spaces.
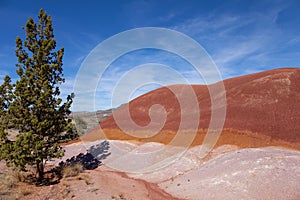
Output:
59,140,111,170
40,140,111,186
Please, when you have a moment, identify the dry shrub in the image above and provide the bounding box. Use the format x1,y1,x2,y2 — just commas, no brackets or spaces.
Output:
0,176,16,191
20,189,31,196
77,174,92,185
0,170,32,198
62,163,83,178
11,171,28,183
0,173,18,193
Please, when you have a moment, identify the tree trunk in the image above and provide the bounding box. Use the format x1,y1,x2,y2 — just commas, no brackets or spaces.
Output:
36,161,44,180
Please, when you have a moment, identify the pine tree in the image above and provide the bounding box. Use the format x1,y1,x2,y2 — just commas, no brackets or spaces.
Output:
0,9,78,179
0,76,13,159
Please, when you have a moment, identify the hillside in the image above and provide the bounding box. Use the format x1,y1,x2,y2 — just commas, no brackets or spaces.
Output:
70,108,117,135
84,68,300,148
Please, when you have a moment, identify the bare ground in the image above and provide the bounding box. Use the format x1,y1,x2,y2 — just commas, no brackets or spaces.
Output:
1,140,299,200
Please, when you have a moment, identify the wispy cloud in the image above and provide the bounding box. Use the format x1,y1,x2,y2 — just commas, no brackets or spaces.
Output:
170,3,300,78
61,1,300,111
71,29,223,111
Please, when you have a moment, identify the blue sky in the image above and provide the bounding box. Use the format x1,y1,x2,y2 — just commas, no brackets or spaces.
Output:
0,0,300,111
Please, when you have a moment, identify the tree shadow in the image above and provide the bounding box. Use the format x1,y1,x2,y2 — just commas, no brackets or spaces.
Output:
37,140,111,186
88,140,111,161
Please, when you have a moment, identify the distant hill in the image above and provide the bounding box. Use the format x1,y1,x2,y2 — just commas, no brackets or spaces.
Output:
71,108,118,135
85,68,300,148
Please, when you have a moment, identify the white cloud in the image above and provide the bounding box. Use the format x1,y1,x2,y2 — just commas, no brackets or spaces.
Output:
169,5,298,79
70,5,300,111
71,27,225,111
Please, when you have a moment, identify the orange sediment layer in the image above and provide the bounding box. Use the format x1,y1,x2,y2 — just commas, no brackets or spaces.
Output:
77,128,300,151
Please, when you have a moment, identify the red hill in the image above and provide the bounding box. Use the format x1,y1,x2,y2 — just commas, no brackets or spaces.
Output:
84,68,300,148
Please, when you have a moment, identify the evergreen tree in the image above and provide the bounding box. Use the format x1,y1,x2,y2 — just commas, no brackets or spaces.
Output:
0,9,78,179
0,76,13,159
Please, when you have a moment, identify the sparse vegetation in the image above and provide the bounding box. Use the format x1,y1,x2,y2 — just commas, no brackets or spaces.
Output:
111,193,127,200
62,163,83,178
0,170,31,198
77,174,92,185
73,117,88,135
10,170,29,183
87,188,98,193
119,193,126,200
83,175,92,185
0,174,17,192
20,189,31,196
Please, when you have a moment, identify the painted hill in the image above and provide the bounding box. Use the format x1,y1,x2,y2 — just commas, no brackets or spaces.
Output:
84,68,300,148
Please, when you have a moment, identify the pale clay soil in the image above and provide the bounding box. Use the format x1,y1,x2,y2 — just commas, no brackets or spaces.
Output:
1,140,299,200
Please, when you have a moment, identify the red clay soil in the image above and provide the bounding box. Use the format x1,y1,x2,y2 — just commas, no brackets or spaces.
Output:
87,68,300,148
102,170,182,200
